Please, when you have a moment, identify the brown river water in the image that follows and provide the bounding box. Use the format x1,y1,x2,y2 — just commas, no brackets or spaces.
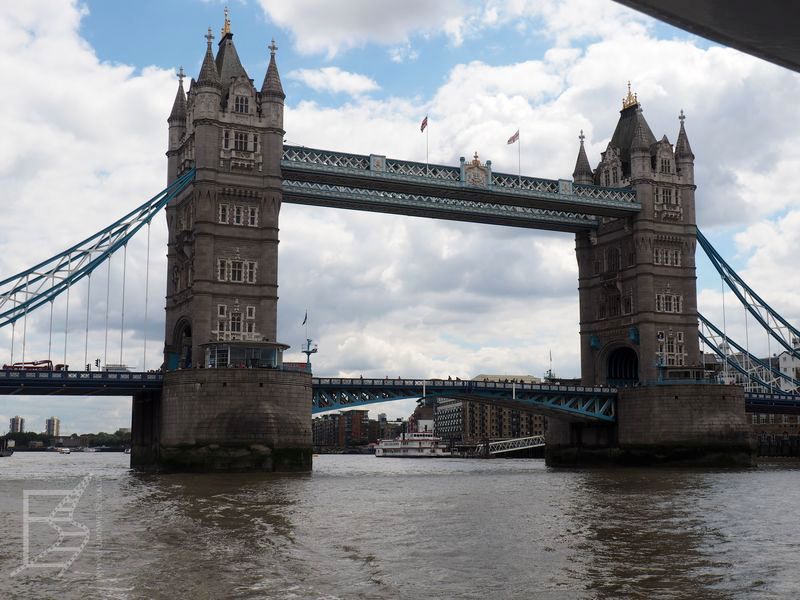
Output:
1,452,799,599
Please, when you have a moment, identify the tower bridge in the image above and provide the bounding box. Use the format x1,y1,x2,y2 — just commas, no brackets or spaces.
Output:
2,14,797,470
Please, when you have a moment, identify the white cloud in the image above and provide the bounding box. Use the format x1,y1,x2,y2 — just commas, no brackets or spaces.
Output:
288,67,380,95
388,44,419,64
259,0,472,57
258,0,654,58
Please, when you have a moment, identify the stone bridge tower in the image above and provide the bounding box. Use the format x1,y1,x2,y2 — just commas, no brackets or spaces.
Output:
547,87,751,467
131,13,311,472
164,22,285,368
573,86,701,386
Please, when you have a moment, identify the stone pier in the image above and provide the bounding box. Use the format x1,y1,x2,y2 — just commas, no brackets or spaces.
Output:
131,369,312,472
545,384,755,467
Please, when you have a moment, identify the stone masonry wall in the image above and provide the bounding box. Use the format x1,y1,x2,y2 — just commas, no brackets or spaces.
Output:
161,369,311,447
617,384,749,446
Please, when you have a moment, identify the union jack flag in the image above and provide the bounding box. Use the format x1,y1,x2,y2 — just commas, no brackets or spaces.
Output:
420,115,428,133
507,129,519,144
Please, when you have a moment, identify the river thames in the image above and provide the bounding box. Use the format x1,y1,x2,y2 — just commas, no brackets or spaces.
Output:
1,453,799,599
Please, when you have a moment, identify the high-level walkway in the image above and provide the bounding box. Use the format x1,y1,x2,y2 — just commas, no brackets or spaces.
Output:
281,146,639,232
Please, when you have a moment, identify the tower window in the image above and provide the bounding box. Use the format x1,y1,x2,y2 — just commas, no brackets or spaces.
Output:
230,260,243,282
223,129,230,149
655,293,683,313
217,304,227,317
660,158,672,173
230,313,242,334
248,207,258,227
612,167,618,184
234,96,249,114
218,204,229,224
245,261,257,284
233,205,243,225
246,306,256,319
217,259,227,281
234,131,248,151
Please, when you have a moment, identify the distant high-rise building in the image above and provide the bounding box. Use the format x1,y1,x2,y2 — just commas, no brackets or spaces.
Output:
9,415,24,433
45,416,60,437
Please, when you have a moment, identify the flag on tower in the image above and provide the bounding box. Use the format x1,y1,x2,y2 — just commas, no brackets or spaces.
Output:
420,115,428,133
507,129,520,144
302,310,307,325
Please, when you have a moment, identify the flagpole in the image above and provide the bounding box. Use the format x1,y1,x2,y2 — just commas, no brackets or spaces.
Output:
426,117,429,177
518,128,521,185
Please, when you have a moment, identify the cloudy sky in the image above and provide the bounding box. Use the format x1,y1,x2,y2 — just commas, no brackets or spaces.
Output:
1,0,799,434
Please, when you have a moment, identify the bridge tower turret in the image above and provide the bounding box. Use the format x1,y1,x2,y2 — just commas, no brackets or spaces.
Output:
166,68,187,184
575,85,702,386
133,11,311,473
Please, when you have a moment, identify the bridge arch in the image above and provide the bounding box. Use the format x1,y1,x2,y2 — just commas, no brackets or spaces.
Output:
170,318,193,369
604,345,639,387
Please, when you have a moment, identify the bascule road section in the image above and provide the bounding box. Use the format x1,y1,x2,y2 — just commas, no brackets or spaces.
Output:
281,146,640,232
312,378,618,423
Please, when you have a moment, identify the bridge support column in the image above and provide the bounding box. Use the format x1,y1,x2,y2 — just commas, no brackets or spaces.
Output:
131,390,162,468
545,384,754,467
131,369,312,472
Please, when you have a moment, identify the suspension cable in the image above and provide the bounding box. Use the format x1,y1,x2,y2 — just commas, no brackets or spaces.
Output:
767,326,773,393
21,276,29,363
104,256,111,369
84,271,92,370
10,320,15,365
721,275,729,384
63,282,71,368
119,243,128,367
47,298,54,362
142,222,151,371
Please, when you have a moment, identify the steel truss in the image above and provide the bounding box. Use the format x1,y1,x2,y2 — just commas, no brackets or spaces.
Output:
312,378,617,422
0,369,162,396
282,145,639,214
0,170,195,330
474,435,546,455
699,313,800,394
697,228,800,360
283,180,599,231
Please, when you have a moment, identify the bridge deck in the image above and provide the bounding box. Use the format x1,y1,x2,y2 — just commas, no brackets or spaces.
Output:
0,370,163,396
312,377,618,422
2,371,797,422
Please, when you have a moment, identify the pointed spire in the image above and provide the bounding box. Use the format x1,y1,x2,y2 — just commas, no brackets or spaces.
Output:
572,129,593,183
675,109,694,160
261,38,285,99
168,67,187,122
630,108,651,152
215,6,249,85
197,27,221,88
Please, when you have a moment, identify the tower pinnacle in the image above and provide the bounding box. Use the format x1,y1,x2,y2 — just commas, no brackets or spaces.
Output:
261,38,285,99
168,66,187,123
197,27,221,88
221,6,231,37
572,129,593,184
622,81,639,109
675,109,694,160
